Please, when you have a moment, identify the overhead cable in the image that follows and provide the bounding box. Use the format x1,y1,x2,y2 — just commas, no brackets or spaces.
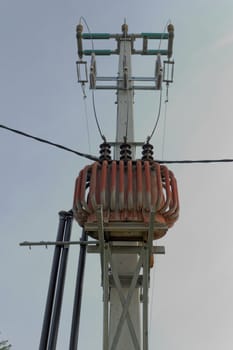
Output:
0,124,98,162
91,90,106,142
157,159,233,164
79,16,106,142
2,124,233,165
147,88,163,142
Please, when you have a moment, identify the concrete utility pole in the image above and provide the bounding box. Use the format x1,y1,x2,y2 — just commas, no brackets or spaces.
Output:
111,22,140,350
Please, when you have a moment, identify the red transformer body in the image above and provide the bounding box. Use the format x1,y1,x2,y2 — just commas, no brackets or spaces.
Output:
73,159,179,241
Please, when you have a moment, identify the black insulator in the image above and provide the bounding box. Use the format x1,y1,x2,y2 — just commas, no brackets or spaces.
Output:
99,142,111,161
76,24,83,59
120,142,132,161
142,143,154,161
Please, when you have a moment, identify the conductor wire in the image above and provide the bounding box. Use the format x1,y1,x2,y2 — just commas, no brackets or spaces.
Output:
146,19,171,144
83,95,91,153
161,100,168,160
79,16,106,142
147,88,163,142
0,124,99,161
158,19,171,50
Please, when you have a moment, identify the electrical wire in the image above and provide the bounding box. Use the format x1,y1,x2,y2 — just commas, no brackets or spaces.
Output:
83,96,91,153
147,88,163,142
3,123,233,165
79,16,106,142
147,19,172,143
92,90,106,142
161,101,168,160
79,16,94,50
157,159,233,164
158,19,171,51
0,124,99,161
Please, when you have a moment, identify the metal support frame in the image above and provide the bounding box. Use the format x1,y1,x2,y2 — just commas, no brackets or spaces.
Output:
100,242,160,350
26,207,164,350
93,207,164,350
20,208,164,350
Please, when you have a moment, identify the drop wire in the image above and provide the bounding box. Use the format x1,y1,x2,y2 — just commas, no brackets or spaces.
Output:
0,124,98,161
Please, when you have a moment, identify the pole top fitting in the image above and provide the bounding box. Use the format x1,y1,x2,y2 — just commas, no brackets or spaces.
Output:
76,24,83,34
167,23,174,33
122,23,128,35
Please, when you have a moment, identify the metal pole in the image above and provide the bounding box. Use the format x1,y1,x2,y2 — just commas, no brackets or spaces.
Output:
47,211,73,350
69,230,88,350
39,211,67,350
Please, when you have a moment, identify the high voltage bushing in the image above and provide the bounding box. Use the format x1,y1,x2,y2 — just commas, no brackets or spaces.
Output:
120,142,132,161
99,142,111,161
141,143,154,161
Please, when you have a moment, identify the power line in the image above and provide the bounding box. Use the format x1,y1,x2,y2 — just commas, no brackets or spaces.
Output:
0,124,99,162
79,16,106,142
91,90,106,142
2,124,233,165
157,159,233,164
147,88,163,142
83,94,91,153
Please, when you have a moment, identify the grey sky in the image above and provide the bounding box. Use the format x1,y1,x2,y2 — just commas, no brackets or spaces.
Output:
1,0,233,349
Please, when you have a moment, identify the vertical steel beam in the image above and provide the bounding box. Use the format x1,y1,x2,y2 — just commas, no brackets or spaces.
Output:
69,229,88,350
39,211,67,350
48,211,73,350
103,244,109,350
142,247,149,350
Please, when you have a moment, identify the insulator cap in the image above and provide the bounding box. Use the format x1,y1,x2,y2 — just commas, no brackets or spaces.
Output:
76,24,83,34
99,142,111,161
122,23,128,35
120,142,132,161
167,23,174,32
142,143,154,161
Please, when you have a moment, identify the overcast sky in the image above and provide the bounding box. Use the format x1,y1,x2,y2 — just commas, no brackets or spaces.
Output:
1,0,233,349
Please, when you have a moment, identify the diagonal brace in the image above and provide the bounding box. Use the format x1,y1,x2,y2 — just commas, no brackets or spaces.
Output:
109,249,143,350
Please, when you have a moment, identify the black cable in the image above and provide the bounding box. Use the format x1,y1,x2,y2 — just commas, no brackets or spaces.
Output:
157,159,233,164
79,16,106,142
2,124,233,165
0,124,99,162
147,88,163,142
91,91,106,142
